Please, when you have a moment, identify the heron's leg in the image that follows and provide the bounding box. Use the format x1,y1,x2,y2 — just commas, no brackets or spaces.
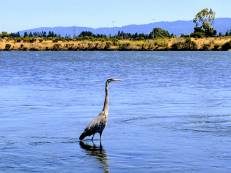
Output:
99,140,102,149
91,134,95,141
100,133,102,142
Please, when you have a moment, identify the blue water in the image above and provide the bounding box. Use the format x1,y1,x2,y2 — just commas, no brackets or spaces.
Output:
0,51,231,173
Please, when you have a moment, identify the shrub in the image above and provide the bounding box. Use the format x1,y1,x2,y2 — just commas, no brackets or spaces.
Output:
5,44,11,50
119,42,130,50
94,42,101,50
112,38,118,46
171,38,198,50
29,38,36,43
105,41,112,49
16,38,22,42
29,48,39,51
22,37,36,43
52,38,60,43
221,41,231,51
141,42,151,50
201,44,210,50
154,39,168,50
65,43,74,50
52,43,62,50
190,32,205,38
213,44,220,50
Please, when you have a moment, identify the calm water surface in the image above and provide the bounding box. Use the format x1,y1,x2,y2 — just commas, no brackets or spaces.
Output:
0,51,231,173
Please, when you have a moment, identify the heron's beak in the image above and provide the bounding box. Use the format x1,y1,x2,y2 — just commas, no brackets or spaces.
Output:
112,79,121,82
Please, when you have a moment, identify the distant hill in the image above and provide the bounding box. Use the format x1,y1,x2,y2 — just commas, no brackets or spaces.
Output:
19,18,231,37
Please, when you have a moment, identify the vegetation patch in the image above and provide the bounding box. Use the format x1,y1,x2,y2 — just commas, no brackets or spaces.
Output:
171,38,198,50
4,44,11,50
221,41,231,51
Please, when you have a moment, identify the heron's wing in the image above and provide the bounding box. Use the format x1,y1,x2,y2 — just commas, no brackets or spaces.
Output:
83,112,106,133
79,112,107,140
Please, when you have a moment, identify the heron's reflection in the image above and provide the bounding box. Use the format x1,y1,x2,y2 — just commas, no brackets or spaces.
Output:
79,141,109,173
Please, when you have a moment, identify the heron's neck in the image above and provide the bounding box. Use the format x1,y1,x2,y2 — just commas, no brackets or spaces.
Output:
102,83,109,115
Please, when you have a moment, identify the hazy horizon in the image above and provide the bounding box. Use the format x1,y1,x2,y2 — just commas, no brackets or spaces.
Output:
1,0,231,32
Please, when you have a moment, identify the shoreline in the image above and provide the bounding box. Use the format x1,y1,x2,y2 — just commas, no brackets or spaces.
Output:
0,37,231,51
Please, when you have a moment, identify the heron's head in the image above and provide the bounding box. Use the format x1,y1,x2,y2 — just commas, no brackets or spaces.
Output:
106,78,121,84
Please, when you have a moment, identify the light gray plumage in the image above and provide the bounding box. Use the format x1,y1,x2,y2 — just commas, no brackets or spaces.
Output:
79,78,120,141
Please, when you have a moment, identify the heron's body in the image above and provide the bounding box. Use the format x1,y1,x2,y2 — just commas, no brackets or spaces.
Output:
79,111,108,140
79,78,119,141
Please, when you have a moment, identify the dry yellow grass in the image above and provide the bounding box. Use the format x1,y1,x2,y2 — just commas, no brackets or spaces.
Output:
0,37,231,51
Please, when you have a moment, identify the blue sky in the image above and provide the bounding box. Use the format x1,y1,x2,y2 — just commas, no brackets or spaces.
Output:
1,0,231,32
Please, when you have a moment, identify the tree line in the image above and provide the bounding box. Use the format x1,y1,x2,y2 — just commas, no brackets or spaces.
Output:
0,27,174,40
0,31,61,39
1,8,231,40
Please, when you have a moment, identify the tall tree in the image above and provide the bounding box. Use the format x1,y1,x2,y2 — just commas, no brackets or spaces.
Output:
192,8,216,37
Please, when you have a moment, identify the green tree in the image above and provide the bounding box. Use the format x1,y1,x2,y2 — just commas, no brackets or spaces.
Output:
149,28,171,39
225,29,231,36
29,32,33,37
23,32,28,37
79,31,95,37
0,32,9,38
192,8,216,37
47,31,57,37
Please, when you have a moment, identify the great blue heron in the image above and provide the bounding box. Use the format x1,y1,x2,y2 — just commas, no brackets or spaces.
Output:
79,78,120,141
